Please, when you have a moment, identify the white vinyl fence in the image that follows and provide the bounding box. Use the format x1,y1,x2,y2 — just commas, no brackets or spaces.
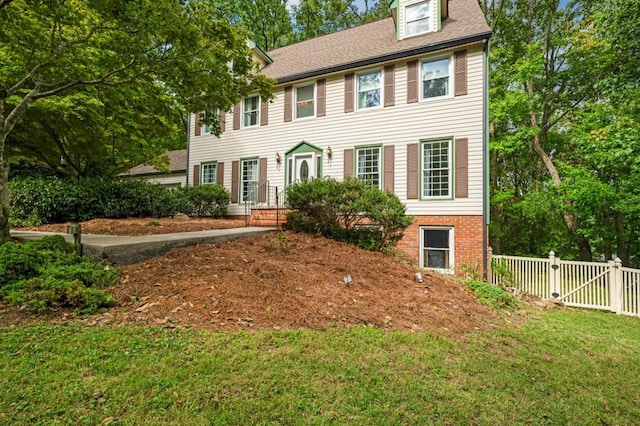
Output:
488,249,640,317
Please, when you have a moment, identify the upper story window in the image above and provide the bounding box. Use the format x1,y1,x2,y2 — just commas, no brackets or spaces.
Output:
422,139,451,199
357,70,381,110
356,146,382,189
201,162,217,184
422,57,450,99
406,1,431,37
296,83,315,119
200,107,218,135
243,95,260,127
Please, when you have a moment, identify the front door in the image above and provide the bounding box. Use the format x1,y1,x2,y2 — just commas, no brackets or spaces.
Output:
293,153,315,182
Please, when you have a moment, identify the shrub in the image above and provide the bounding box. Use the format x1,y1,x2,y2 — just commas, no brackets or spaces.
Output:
285,177,413,252
9,176,184,225
0,242,43,288
465,279,516,311
0,238,118,314
3,276,115,314
8,177,77,225
182,184,230,217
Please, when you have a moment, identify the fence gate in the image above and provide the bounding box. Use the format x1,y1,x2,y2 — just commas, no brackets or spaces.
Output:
489,250,640,317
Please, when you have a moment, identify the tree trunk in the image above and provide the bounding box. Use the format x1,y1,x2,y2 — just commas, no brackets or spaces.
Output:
0,158,10,244
530,115,592,260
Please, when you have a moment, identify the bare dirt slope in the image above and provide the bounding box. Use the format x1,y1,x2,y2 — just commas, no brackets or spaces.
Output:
7,218,504,336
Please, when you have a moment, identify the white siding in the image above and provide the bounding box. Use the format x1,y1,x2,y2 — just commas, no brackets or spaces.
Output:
145,174,186,187
189,44,485,217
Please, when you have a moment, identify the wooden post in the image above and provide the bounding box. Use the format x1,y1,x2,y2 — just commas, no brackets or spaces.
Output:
610,257,623,314
549,251,561,298
486,247,493,284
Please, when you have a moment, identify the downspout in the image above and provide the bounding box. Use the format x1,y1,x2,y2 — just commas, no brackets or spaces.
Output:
186,112,191,187
482,38,490,279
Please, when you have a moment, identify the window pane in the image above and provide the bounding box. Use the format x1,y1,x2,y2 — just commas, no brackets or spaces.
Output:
297,85,314,101
300,160,309,181
358,90,380,109
358,72,380,91
407,19,430,36
406,2,430,36
425,249,449,269
202,163,217,184
296,84,315,118
243,96,259,126
242,160,258,201
422,58,449,98
406,2,429,21
356,147,381,187
357,72,381,109
422,140,450,197
424,229,449,248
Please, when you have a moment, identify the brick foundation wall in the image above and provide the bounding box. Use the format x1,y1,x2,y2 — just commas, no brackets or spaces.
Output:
248,208,289,227
396,215,485,274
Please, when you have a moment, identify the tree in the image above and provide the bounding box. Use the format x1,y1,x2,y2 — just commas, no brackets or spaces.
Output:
208,0,293,51
486,0,603,260
0,0,273,243
7,84,186,178
292,0,391,42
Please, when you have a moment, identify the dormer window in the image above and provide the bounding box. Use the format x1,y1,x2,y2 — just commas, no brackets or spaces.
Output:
406,1,431,37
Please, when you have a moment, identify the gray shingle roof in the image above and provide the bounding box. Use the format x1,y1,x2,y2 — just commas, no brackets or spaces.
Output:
263,0,491,84
126,149,187,176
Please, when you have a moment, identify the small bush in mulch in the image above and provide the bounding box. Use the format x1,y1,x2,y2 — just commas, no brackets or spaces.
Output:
285,177,413,252
0,236,117,314
464,279,517,311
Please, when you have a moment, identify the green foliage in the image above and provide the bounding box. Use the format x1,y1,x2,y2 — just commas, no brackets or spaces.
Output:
464,279,516,311
3,311,640,424
0,237,118,314
4,277,115,314
0,242,44,289
182,184,230,217
9,177,184,225
0,0,275,243
285,177,413,252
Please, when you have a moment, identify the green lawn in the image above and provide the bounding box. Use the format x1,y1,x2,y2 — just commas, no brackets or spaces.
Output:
1,309,639,425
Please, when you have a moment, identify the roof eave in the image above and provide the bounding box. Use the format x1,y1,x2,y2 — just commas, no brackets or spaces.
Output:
274,31,492,85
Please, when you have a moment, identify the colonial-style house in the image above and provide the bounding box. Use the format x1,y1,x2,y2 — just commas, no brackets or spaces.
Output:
187,0,491,273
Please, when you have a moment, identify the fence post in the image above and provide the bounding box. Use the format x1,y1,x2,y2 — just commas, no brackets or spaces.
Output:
609,258,623,314
487,247,493,284
549,251,561,298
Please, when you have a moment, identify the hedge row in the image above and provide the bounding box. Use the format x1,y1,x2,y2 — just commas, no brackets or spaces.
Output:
9,177,230,226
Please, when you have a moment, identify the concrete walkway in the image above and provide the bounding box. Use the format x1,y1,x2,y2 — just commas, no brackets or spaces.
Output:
11,227,276,265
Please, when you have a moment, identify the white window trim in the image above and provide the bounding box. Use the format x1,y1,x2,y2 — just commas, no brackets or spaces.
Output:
201,161,218,185
295,82,316,120
419,226,455,274
356,69,383,111
421,138,453,200
242,95,260,128
405,0,432,38
355,146,382,189
420,55,453,101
